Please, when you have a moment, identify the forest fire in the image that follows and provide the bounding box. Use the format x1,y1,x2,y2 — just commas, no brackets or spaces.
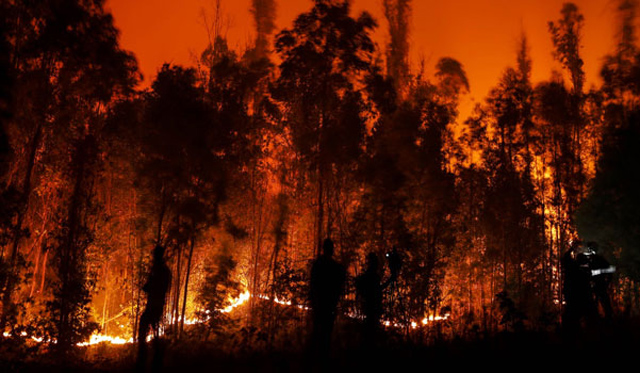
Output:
2,331,129,346
221,291,251,314
3,289,449,347
1,0,640,370
77,334,133,347
84,290,450,346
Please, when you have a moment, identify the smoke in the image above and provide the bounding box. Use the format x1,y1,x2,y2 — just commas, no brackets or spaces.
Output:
251,0,277,56
383,0,411,93
616,0,638,57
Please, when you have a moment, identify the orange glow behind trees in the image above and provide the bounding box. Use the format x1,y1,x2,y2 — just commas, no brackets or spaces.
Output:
106,0,617,118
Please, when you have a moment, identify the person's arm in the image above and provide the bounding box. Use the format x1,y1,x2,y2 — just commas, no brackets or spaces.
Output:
591,266,616,276
309,262,318,306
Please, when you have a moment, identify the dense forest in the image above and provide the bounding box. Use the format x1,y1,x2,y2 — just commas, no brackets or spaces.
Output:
1,0,640,362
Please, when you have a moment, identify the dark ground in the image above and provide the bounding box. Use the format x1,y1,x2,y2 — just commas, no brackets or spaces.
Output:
2,320,639,372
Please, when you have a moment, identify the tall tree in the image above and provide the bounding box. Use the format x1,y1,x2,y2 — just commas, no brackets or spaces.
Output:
548,2,585,95
273,0,376,256
460,38,545,326
1,0,138,345
356,55,468,328
202,29,275,323
533,6,590,303
547,3,588,207
0,0,10,139
136,63,235,337
0,0,22,328
601,0,640,117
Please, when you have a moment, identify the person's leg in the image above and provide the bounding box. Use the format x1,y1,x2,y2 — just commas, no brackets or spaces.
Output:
137,311,150,371
151,321,165,373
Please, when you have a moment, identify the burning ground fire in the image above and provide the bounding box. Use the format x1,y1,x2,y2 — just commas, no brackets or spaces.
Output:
1,330,133,346
385,314,451,330
4,291,449,346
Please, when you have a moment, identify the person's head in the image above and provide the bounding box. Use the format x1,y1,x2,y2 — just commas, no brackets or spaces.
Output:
322,238,334,257
153,245,166,262
577,245,595,257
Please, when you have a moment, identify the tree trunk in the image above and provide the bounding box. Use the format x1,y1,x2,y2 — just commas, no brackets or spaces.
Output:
128,189,139,341
156,187,167,245
172,224,182,336
39,249,48,294
57,136,91,352
101,263,109,334
179,235,195,337
1,122,43,328
249,170,265,322
29,245,40,298
316,171,324,257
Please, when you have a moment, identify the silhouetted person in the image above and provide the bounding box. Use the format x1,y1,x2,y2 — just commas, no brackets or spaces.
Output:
576,249,598,318
587,243,615,321
137,245,171,372
356,253,388,347
562,242,596,334
309,238,346,364
561,242,581,332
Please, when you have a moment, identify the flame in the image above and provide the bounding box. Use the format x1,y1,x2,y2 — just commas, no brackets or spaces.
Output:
257,293,309,310
380,313,451,329
171,291,252,327
76,334,133,347
6,291,449,346
183,317,200,325
421,313,451,325
3,331,44,343
221,291,251,313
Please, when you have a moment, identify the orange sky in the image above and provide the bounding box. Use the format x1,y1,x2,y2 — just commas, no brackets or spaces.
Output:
106,0,625,118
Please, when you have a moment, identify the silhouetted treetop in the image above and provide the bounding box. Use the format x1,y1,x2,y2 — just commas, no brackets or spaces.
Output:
549,2,585,94
275,0,376,89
